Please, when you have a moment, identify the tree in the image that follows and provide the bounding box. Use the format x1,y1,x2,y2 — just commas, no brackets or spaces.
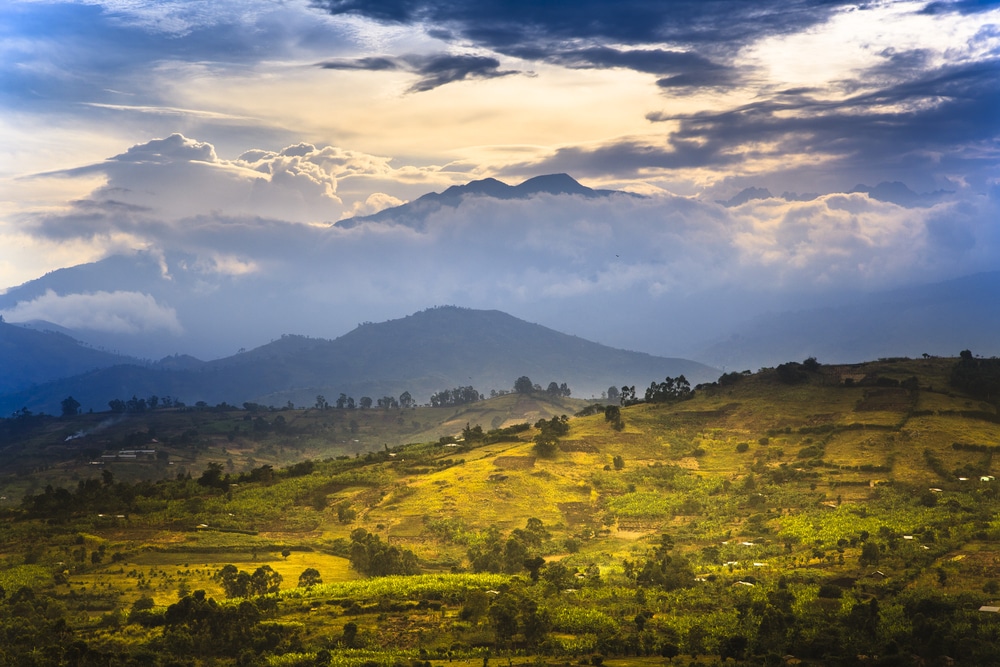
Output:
359,396,373,409
604,405,624,431
462,422,484,442
217,565,250,598
606,385,620,402
336,502,357,523
541,561,573,591
660,642,680,661
341,621,359,648
315,395,329,410
399,391,414,408
297,568,322,588
60,396,81,417
514,376,534,394
460,590,490,622
198,462,228,490
546,382,560,395
488,595,520,645
636,534,694,591
644,375,692,403
859,541,880,567
620,385,637,405
249,565,282,596
348,528,419,576
719,635,748,662
524,556,546,582
535,417,567,455
430,386,482,407
126,395,147,412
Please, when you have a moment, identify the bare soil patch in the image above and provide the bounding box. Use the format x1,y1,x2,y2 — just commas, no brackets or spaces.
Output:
557,502,593,526
559,441,599,453
493,456,536,470
855,388,912,412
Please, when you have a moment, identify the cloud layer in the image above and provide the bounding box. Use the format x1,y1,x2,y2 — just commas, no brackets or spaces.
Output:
2,289,183,335
11,134,999,358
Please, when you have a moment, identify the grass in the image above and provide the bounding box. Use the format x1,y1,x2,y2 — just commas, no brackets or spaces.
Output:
4,356,1000,665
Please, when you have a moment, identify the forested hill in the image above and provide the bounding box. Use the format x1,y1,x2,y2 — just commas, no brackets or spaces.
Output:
0,306,717,414
0,320,136,395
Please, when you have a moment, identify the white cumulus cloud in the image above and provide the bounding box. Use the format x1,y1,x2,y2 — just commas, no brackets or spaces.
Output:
1,289,183,335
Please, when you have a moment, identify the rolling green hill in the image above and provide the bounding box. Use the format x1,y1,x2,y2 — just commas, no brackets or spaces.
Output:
2,355,1000,666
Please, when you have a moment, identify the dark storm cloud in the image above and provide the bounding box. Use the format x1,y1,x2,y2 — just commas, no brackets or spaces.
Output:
309,1,868,92
522,57,1000,184
320,56,401,71
920,0,1000,15
309,1,1000,102
313,0,858,51
537,46,737,88
319,53,518,91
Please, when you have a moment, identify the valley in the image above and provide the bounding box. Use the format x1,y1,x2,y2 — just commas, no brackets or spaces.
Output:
2,355,1000,665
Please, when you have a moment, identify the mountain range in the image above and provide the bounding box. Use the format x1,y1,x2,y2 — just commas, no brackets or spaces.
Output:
0,306,718,415
335,173,631,229
0,173,995,372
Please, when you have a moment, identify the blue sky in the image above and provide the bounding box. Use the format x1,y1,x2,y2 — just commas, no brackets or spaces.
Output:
0,0,998,359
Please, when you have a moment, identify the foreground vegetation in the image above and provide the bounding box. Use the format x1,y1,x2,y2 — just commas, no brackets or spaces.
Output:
2,355,1000,666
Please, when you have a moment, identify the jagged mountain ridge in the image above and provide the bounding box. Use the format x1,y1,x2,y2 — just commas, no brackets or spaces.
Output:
335,173,633,228
0,306,718,414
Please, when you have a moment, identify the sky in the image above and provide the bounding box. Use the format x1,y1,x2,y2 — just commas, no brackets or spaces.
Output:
0,0,998,361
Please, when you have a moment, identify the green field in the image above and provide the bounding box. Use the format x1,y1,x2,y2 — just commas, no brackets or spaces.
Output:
2,356,1000,665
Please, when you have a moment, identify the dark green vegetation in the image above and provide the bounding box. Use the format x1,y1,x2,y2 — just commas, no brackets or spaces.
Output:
2,355,1000,666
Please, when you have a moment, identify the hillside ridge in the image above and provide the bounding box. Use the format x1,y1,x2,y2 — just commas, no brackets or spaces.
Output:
0,305,717,414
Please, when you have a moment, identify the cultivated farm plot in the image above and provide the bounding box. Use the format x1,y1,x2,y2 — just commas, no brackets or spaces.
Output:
68,548,356,609
822,430,896,469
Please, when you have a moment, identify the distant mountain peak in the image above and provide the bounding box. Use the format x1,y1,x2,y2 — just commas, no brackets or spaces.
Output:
717,187,773,208
516,173,593,196
849,181,953,207
335,173,633,229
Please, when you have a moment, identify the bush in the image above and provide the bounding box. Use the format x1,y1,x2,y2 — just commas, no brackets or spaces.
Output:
817,583,843,599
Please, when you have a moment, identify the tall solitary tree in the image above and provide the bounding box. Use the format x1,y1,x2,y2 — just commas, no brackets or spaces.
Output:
298,568,322,588
60,396,81,417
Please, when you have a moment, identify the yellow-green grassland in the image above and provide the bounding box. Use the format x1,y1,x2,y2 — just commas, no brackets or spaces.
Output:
2,355,1000,666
